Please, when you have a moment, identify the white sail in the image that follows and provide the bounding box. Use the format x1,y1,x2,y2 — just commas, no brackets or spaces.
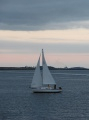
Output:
31,56,42,88
42,49,56,85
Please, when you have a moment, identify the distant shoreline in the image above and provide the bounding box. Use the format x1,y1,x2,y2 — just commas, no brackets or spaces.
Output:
0,66,89,70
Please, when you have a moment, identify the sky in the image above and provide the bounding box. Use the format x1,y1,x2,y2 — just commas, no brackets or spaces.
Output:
0,0,89,68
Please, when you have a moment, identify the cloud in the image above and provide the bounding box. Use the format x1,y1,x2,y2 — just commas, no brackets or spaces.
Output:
0,29,89,42
0,40,89,54
0,0,89,30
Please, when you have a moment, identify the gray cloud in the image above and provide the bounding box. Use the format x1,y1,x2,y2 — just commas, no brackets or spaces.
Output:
0,40,89,54
0,0,89,30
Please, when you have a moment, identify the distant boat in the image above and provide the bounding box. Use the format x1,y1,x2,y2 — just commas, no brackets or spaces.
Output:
31,49,62,93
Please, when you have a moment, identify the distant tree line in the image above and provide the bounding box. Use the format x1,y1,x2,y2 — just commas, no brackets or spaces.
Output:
0,66,88,70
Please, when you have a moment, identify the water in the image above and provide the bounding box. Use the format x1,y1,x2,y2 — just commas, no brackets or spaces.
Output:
0,70,89,120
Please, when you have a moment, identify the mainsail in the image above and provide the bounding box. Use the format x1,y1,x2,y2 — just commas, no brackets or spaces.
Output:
31,56,42,88
42,49,56,85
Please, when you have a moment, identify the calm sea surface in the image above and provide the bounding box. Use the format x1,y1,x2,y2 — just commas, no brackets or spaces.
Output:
0,70,89,120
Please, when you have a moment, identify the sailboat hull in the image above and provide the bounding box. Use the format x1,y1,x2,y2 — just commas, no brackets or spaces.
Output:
32,89,62,93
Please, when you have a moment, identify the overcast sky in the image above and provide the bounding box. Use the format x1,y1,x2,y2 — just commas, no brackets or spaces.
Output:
0,0,89,30
0,0,89,67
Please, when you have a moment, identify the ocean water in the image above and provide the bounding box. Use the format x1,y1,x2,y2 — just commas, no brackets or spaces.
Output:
0,70,89,120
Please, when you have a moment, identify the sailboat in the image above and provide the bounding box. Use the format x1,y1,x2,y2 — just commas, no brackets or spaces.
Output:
31,49,62,93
